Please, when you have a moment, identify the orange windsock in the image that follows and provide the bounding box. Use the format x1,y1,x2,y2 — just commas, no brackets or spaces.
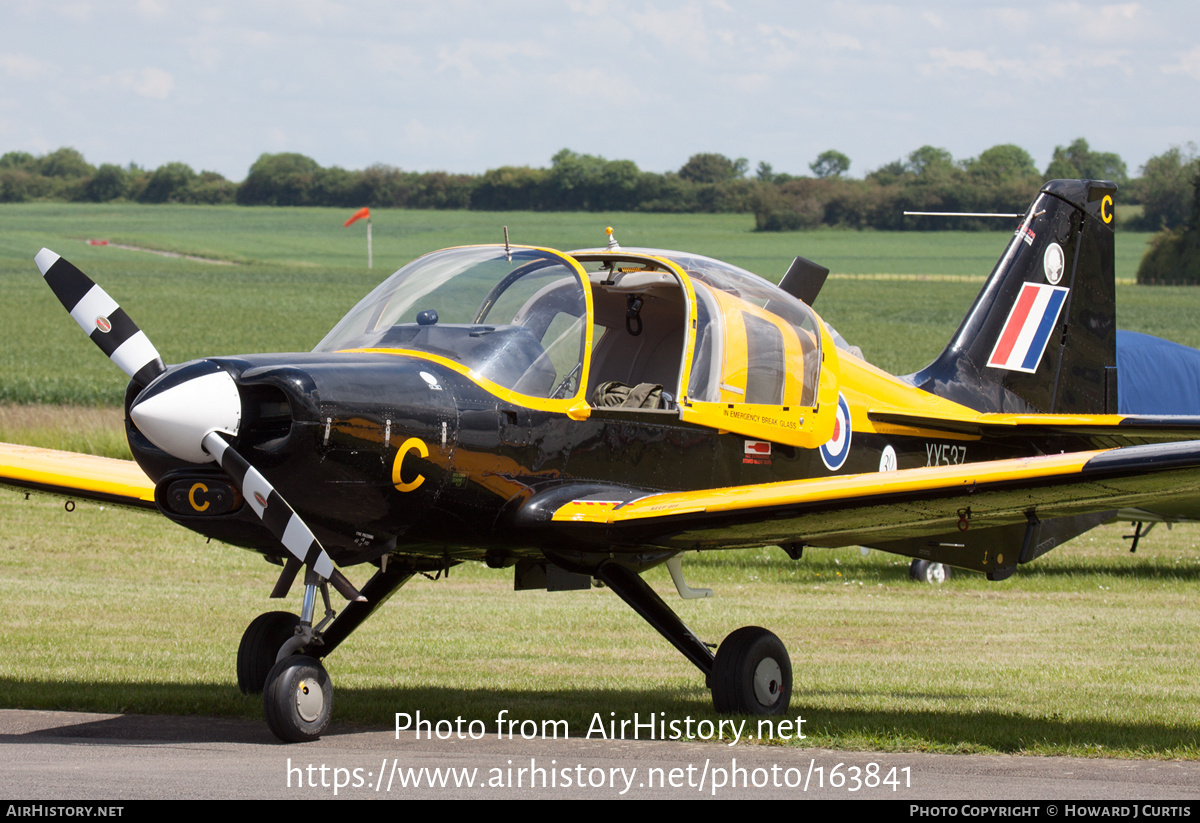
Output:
343,207,371,227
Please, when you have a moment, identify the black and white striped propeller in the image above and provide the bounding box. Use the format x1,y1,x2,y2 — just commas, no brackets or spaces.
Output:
36,249,165,388
36,249,362,602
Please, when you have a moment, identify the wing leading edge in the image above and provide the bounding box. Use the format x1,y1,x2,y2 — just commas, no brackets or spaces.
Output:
535,440,1200,577
0,442,156,509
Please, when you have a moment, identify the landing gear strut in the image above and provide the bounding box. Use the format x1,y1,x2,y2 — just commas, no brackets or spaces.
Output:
243,563,415,742
595,562,792,716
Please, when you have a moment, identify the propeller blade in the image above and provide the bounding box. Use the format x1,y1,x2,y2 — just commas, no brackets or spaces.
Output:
36,251,364,603
202,431,364,602
36,249,165,388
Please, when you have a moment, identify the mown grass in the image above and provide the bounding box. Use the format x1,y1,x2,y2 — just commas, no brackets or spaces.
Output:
0,404,129,459
1,203,1197,757
0,495,1196,757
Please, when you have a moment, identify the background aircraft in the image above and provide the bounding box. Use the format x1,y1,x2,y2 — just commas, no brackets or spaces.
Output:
4,178,1200,742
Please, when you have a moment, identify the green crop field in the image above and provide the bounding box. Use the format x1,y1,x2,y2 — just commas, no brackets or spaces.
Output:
1,203,1198,757
0,202,1172,404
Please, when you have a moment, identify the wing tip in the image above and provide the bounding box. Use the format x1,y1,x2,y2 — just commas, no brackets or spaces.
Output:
34,248,61,276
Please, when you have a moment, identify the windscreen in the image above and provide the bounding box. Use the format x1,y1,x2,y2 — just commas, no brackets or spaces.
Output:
315,247,588,399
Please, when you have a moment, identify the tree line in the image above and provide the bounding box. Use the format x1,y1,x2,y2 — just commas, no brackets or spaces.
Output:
1137,161,1200,284
1,140,1196,233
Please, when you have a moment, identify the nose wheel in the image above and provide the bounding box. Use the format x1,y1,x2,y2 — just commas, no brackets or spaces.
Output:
236,611,302,694
263,655,333,742
711,626,792,715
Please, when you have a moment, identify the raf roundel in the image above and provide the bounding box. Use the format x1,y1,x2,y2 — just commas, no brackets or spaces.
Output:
819,392,853,471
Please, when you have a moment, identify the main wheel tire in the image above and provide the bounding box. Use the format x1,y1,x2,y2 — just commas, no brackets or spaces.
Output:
237,611,301,695
909,559,950,584
263,655,333,743
711,626,791,715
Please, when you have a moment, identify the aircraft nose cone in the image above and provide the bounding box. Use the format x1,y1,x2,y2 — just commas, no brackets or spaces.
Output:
130,360,242,463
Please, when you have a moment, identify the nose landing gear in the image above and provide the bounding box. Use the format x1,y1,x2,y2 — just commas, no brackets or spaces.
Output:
263,655,333,742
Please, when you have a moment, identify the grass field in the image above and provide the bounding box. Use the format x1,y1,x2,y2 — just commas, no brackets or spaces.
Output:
2,497,1196,757
0,202,1173,404
1,203,1198,757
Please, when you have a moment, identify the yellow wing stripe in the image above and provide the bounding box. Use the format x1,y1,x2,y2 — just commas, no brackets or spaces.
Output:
0,442,156,506
551,450,1104,524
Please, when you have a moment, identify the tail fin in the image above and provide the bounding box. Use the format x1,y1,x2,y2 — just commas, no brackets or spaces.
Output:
909,179,1118,414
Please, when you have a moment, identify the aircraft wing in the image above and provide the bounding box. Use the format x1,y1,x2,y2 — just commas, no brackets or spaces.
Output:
522,440,1200,576
0,442,157,509
868,410,1200,440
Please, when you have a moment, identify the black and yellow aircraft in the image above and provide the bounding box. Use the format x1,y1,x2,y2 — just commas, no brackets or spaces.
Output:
5,178,1200,742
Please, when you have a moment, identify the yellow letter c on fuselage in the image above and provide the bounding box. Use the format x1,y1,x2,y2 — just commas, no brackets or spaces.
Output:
1100,194,1113,224
188,482,210,512
392,437,429,493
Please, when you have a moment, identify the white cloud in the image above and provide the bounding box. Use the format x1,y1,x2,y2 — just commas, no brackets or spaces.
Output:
724,72,771,95
366,43,421,75
567,0,607,16
436,39,548,78
823,31,863,52
286,0,352,26
923,44,1125,81
1163,46,1200,80
136,0,167,18
924,48,1003,77
188,46,223,72
0,54,54,82
1049,2,1141,41
54,3,93,22
988,8,1031,30
628,4,709,51
113,67,175,99
545,67,644,107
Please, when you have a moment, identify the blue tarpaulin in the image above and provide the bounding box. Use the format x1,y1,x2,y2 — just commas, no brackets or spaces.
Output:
1116,330,1200,414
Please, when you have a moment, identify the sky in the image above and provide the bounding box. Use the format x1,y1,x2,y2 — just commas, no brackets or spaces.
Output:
2,1,1198,182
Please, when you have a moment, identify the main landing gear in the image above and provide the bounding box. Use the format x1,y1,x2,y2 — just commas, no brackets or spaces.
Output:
595,562,792,716
909,558,951,584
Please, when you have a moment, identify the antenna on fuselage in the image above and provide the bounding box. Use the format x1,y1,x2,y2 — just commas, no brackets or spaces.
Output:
903,211,1023,217
503,225,512,262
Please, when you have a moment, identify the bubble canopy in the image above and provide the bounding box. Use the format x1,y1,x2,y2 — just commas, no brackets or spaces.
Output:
316,244,828,425
315,247,591,400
